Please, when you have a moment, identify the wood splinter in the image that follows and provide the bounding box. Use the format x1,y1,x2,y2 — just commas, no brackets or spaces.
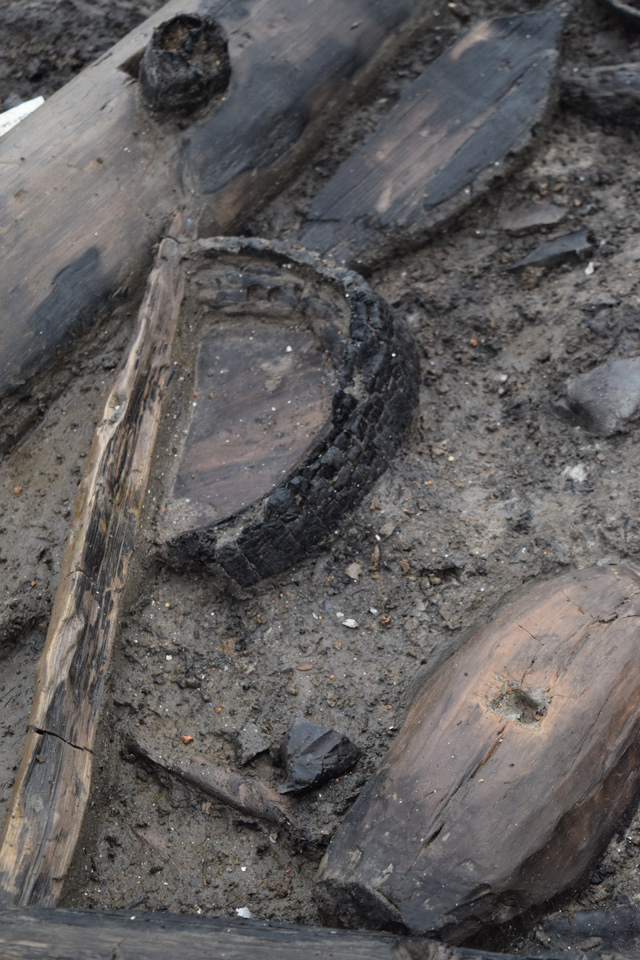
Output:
0,224,185,908
125,730,302,835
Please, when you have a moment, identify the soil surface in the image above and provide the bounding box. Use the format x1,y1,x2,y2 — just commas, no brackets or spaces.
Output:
2,0,640,951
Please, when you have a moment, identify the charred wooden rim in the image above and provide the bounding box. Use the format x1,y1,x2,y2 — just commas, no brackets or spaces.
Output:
160,236,419,587
598,0,640,28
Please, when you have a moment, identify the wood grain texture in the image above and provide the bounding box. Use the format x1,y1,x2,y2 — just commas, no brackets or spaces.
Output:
157,238,419,586
318,565,640,942
0,0,440,444
0,908,510,960
0,233,185,908
300,1,572,269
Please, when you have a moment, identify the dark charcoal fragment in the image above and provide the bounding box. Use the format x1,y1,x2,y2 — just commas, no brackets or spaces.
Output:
139,15,230,117
511,229,592,269
560,357,640,435
278,717,361,795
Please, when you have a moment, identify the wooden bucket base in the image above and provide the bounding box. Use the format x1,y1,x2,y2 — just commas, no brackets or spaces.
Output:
155,238,419,586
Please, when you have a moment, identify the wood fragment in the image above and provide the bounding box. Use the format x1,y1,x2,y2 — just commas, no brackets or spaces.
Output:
125,729,299,833
300,1,572,269
0,229,185,908
561,62,640,124
318,565,640,942
157,238,419,587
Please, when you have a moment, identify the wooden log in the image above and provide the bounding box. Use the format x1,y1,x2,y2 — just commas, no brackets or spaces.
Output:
0,229,185,908
0,907,638,960
155,238,419,586
0,0,442,450
317,565,640,943
0,908,518,960
300,1,572,270
124,729,300,833
560,62,640,125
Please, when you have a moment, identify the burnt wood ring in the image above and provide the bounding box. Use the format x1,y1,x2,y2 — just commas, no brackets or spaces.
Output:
157,237,419,587
139,14,231,116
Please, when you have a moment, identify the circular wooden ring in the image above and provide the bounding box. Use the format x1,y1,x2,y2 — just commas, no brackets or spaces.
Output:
157,237,419,586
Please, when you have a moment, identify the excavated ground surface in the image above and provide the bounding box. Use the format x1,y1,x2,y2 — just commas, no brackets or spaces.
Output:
2,0,640,950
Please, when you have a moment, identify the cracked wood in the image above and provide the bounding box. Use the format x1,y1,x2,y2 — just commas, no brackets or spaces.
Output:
0,232,185,908
300,1,571,269
318,564,640,942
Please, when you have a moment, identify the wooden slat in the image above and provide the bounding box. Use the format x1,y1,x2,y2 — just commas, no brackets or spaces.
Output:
0,0,441,443
0,231,185,908
318,565,640,942
300,1,572,269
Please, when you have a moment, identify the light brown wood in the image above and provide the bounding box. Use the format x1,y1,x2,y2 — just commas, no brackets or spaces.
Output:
318,564,640,942
0,230,185,908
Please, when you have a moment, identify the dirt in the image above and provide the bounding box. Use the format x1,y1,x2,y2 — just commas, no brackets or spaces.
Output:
2,0,640,950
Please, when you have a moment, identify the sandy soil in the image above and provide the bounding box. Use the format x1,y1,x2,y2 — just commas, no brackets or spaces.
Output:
2,0,640,950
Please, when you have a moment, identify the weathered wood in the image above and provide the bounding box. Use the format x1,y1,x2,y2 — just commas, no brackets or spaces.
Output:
0,907,638,960
156,238,419,586
0,908,521,960
0,231,186,908
300,2,571,269
318,565,640,943
598,0,640,29
561,62,640,124
0,0,441,449
125,729,300,833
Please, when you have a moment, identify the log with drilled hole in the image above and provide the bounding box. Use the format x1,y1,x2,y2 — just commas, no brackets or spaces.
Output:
318,564,640,942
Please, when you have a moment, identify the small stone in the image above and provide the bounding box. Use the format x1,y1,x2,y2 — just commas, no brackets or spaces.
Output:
342,618,358,629
562,357,640,436
345,562,362,581
235,722,270,767
278,717,361,794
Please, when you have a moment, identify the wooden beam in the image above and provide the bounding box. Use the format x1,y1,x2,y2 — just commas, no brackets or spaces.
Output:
300,1,572,269
0,229,185,908
0,0,442,448
318,565,640,942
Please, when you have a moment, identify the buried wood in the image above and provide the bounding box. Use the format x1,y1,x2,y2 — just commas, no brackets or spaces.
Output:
318,564,640,943
0,0,442,451
0,908,556,960
300,1,572,270
156,238,419,587
0,230,185,908
124,729,301,834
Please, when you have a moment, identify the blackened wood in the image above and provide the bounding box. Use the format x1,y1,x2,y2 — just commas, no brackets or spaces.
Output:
300,2,571,269
598,0,640,29
157,238,419,587
318,565,640,943
561,62,640,124
0,232,185,908
0,907,638,960
0,0,441,449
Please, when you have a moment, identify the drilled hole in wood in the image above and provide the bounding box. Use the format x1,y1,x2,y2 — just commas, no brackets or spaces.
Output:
490,684,549,725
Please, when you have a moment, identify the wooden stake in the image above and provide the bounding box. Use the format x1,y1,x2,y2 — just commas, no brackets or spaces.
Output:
0,226,185,907
125,730,300,833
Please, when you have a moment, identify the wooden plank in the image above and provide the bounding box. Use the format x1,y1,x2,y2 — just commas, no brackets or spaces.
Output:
172,320,334,525
317,565,640,943
300,1,572,269
155,238,419,587
0,908,489,960
0,231,185,908
0,0,441,448
0,906,638,960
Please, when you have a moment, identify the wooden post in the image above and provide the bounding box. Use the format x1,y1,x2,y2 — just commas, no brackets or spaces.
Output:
0,227,185,907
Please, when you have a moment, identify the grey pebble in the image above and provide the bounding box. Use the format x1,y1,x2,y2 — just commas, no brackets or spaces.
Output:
561,357,640,435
